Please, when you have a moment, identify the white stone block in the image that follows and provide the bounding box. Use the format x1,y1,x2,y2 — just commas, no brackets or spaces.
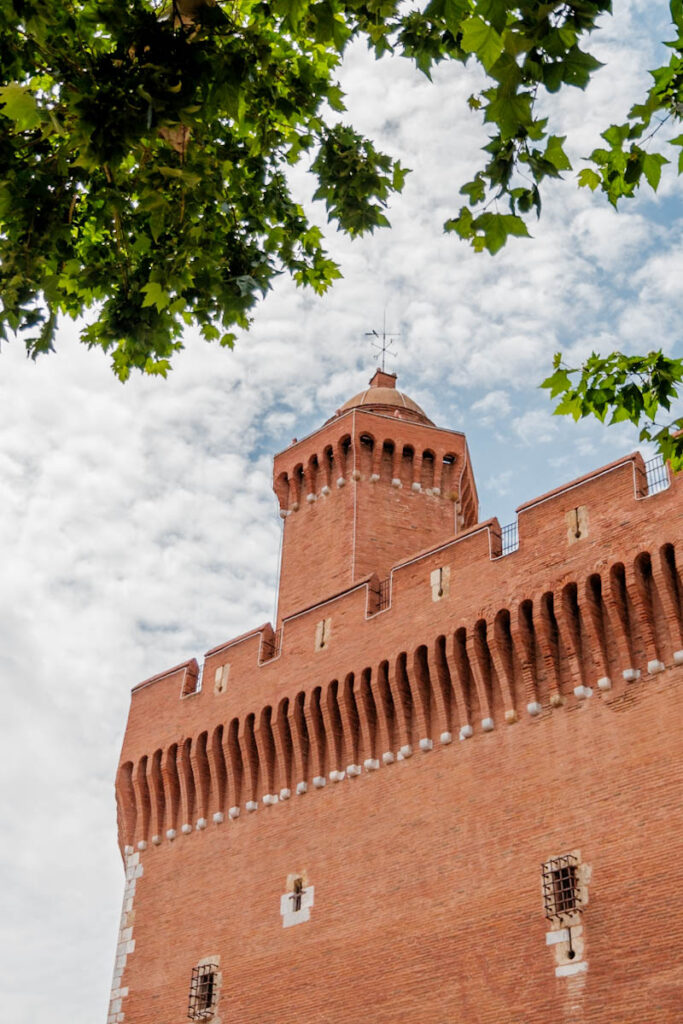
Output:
370,473,380,482
597,676,612,691
124,845,134,856
181,823,192,835
623,667,641,682
195,817,207,830
212,812,224,824
648,659,665,674
166,829,176,841
573,685,593,699
411,481,421,492
151,834,161,845
134,863,143,877
321,485,331,495
313,775,326,788
527,701,542,716
279,509,288,519
481,717,494,732
440,731,453,744
137,840,147,851
336,477,345,488
364,758,380,770
246,800,258,812
296,781,308,795
382,751,395,764
432,487,441,496
391,478,402,488
399,744,413,758
459,724,473,740
546,929,569,945
504,709,518,724
329,769,345,782
126,939,135,954
419,738,433,751
352,469,361,480
346,763,362,776
110,998,122,1014
555,960,587,978
228,806,240,819
674,650,683,666
280,788,291,800
306,492,316,503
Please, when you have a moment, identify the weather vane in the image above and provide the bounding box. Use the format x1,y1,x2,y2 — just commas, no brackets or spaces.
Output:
365,313,400,372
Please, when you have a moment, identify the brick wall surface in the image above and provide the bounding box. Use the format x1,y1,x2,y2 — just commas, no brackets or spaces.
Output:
111,376,683,1023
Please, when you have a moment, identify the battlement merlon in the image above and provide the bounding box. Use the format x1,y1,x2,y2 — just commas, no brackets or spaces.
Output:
118,447,681,764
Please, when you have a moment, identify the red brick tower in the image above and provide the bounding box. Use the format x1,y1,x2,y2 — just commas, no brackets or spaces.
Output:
110,371,683,1024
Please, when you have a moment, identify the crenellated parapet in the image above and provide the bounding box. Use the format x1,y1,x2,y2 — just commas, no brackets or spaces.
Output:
116,448,683,856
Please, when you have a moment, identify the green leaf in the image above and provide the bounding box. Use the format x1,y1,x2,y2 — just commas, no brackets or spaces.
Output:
577,167,601,191
0,83,43,131
461,17,504,71
642,152,668,190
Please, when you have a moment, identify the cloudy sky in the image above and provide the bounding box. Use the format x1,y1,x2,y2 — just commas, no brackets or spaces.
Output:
1,3,682,1021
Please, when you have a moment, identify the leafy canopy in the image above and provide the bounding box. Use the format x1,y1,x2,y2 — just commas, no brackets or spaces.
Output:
1,1,683,464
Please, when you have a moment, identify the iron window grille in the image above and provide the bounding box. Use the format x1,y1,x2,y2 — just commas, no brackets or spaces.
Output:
188,964,217,1021
376,578,390,611
644,454,670,496
542,853,582,921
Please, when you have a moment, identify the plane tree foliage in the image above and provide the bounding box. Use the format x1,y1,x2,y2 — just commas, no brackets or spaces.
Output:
1,0,682,461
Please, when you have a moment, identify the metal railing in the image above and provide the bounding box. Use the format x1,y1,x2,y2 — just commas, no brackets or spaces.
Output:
644,454,670,496
499,520,519,557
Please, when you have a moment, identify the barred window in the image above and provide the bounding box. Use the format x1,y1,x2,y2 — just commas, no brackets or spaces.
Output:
188,964,217,1020
542,853,581,921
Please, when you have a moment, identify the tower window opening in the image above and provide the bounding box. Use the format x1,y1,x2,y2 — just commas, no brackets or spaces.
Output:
542,853,581,920
188,964,217,1020
442,454,455,464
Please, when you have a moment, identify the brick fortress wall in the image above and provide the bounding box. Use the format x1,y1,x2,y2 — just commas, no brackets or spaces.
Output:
111,375,683,1024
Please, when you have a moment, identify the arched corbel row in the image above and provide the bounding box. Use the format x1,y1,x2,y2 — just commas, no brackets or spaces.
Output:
582,574,611,690
273,698,294,798
606,562,638,679
489,609,518,722
390,652,414,756
116,761,137,852
160,744,181,838
190,731,210,828
432,635,455,743
177,737,196,834
147,749,165,842
411,645,433,749
255,706,276,803
357,667,379,768
538,592,563,706
132,756,151,848
305,687,327,786
239,714,260,811
630,552,665,673
322,681,344,777
207,725,227,823
448,628,475,737
510,600,541,714
339,673,361,773
558,583,588,698
374,659,397,762
289,692,309,794
654,543,683,658
224,717,243,817
467,620,495,730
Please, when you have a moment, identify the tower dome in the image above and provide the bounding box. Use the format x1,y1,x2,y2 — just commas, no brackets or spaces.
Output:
332,368,433,425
